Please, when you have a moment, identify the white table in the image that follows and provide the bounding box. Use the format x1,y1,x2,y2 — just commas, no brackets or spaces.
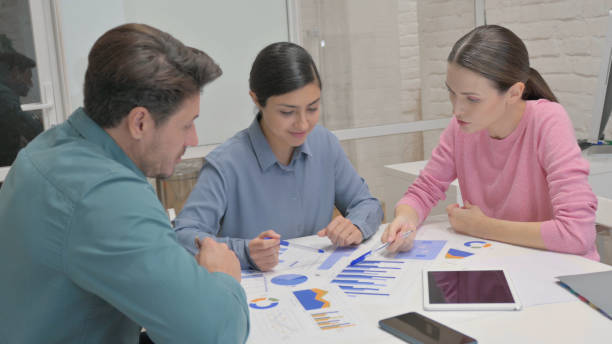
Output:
243,216,612,344
383,159,612,266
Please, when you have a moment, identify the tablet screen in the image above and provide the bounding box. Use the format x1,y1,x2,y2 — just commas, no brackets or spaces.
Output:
427,270,515,304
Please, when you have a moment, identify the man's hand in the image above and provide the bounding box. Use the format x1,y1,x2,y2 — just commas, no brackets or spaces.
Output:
317,215,363,246
248,230,281,271
381,215,417,253
195,237,241,282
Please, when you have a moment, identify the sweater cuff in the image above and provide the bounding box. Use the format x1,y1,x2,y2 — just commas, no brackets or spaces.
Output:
395,197,426,225
349,218,372,241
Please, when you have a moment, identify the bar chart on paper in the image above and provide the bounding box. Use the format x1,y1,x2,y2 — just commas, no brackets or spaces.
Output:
293,288,356,332
394,240,446,260
311,310,354,331
317,246,358,270
331,260,406,297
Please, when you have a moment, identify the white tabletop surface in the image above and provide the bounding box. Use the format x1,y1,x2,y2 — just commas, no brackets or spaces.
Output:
243,215,612,344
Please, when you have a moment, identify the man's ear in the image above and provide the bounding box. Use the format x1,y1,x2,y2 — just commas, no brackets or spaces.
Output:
126,107,154,140
506,81,525,104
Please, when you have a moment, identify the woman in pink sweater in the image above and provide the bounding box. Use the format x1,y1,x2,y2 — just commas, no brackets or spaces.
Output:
383,25,599,260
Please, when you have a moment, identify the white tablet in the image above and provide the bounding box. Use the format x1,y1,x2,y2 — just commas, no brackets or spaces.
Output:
422,268,522,311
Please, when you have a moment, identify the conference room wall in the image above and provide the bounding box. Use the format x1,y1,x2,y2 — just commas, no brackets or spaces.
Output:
301,1,612,210
418,0,612,141
298,0,473,205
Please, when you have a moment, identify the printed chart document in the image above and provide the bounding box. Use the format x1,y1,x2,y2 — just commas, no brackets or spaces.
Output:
274,239,327,272
246,284,364,344
328,239,446,298
238,220,611,343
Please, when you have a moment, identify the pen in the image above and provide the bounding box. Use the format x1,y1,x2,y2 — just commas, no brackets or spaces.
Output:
264,237,324,253
348,230,414,266
281,240,325,253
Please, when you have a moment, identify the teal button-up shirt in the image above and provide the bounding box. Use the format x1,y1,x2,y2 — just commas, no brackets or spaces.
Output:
0,108,249,343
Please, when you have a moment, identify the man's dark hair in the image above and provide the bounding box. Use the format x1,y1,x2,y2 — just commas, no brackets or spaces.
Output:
84,23,222,128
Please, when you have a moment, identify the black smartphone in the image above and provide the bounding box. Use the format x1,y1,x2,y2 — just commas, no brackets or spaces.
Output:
379,312,477,344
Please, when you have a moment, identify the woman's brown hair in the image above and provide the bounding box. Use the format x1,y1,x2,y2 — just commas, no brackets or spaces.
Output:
448,25,557,102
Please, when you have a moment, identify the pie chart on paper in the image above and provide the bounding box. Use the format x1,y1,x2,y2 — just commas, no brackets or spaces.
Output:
464,240,492,248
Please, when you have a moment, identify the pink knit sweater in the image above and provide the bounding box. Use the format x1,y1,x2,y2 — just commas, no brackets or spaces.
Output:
398,99,599,260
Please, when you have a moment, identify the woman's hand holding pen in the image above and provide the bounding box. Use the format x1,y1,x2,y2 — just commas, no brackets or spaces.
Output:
383,205,419,253
248,230,281,271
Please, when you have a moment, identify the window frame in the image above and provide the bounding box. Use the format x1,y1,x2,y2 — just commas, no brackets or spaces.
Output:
0,0,67,182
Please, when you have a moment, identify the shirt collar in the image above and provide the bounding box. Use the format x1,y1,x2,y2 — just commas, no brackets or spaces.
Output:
67,108,147,181
247,117,312,172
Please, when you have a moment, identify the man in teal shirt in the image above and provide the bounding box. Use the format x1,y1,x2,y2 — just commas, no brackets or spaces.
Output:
0,24,249,343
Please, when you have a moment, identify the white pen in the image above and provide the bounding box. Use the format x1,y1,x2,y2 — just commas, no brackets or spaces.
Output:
349,230,414,266
264,237,324,253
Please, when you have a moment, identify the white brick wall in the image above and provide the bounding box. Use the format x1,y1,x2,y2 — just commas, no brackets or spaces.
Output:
298,0,612,212
399,0,421,122
417,0,474,125
299,0,424,205
416,1,612,140
485,0,612,139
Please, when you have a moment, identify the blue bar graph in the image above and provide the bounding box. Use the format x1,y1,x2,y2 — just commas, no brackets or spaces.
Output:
394,240,446,260
331,279,386,286
339,285,380,291
342,269,386,274
349,264,401,269
332,255,409,298
359,260,405,264
336,274,394,279
318,246,357,270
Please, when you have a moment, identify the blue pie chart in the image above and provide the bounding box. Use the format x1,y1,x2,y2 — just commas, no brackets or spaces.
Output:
271,274,308,286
